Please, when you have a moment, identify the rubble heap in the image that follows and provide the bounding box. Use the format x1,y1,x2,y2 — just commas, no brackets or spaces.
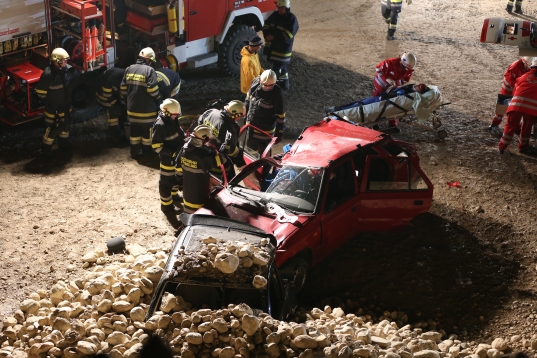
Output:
0,245,523,358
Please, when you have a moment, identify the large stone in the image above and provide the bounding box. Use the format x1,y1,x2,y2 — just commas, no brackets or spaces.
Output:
20,299,39,315
252,275,267,288
112,301,134,313
107,332,128,345
77,341,98,355
219,347,236,358
144,266,164,282
124,343,144,358
186,332,203,345
252,251,270,266
160,292,177,313
214,253,240,274
293,335,318,349
232,303,253,317
421,332,443,343
130,307,146,322
242,314,260,336
487,349,502,358
414,351,441,358
126,244,147,257
490,338,508,351
354,349,371,358
82,251,100,263
371,336,391,349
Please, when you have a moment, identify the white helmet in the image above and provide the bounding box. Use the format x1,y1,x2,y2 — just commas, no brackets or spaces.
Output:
276,0,290,7
401,52,416,70
160,98,181,115
522,56,533,68
51,47,70,62
260,69,277,89
192,125,212,139
139,47,156,62
225,100,246,120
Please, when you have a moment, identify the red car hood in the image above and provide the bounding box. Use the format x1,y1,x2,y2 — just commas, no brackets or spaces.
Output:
196,197,312,247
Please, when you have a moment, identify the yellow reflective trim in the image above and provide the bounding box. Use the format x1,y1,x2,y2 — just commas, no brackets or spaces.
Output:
160,163,175,170
127,110,158,117
215,155,222,167
161,199,173,205
102,86,112,93
176,167,183,173
152,143,162,149
36,89,47,94
229,146,239,157
147,86,159,93
271,51,292,58
285,30,293,39
183,199,204,209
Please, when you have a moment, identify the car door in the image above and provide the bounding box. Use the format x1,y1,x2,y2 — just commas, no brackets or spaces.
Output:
358,155,433,231
319,160,360,259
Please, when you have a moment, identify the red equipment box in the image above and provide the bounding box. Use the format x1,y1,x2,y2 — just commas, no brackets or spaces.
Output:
4,62,44,118
60,0,98,18
127,10,167,32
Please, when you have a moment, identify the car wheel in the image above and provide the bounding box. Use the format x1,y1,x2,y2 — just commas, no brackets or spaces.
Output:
281,257,309,293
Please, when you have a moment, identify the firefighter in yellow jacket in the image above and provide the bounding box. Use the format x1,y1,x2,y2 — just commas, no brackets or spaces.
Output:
240,36,264,95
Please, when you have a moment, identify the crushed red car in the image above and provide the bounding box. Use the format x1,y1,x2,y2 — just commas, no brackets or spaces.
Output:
196,116,434,291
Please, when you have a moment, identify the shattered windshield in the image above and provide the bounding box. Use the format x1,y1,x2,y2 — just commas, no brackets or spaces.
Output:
230,164,324,214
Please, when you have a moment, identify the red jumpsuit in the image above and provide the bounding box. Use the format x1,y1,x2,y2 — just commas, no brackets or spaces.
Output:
373,57,413,96
491,59,529,126
499,67,537,153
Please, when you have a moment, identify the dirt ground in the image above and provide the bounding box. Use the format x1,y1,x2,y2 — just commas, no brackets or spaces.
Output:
2,0,537,350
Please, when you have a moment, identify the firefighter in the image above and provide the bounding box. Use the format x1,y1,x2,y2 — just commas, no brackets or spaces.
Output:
373,53,415,131
197,100,247,179
96,67,127,145
120,47,162,159
489,56,532,136
152,98,185,213
245,69,286,155
262,0,299,90
381,0,412,41
499,58,537,155
35,47,72,155
175,125,222,213
155,67,181,101
506,0,523,14
240,36,264,95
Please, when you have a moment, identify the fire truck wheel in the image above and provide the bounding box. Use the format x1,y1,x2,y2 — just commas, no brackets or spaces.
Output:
218,24,257,76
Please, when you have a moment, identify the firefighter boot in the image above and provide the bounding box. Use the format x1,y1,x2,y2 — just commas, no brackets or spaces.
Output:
515,5,523,14
506,4,513,13
161,203,182,213
387,29,396,41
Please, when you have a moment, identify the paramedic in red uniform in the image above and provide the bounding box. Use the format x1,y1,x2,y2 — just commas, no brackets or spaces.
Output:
372,52,416,130
489,56,532,135
499,58,537,155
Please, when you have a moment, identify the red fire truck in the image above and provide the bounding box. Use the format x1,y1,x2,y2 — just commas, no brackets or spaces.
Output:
0,0,274,125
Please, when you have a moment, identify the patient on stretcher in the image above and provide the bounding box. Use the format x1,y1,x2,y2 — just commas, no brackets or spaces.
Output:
324,84,430,113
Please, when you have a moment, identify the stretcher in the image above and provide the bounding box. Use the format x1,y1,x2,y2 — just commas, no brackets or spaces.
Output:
327,86,449,139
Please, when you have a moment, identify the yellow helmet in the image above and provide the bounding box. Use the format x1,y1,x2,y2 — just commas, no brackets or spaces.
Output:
51,47,70,62
260,69,277,88
225,100,246,120
139,47,156,62
276,0,290,7
160,98,181,115
192,125,212,139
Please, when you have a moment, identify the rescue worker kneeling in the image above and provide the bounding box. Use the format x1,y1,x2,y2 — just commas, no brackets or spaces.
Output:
175,125,223,213
151,99,185,213
197,100,247,180
35,48,72,155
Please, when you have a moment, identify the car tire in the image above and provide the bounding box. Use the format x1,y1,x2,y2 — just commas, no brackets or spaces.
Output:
281,257,309,294
218,24,257,76
69,71,101,123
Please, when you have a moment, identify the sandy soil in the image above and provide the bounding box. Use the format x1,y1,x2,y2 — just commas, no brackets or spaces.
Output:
2,0,537,349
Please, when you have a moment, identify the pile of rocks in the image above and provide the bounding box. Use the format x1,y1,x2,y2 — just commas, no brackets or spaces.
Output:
171,236,274,288
0,245,520,358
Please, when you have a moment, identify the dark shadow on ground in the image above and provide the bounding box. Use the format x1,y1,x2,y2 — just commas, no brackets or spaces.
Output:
298,208,520,340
